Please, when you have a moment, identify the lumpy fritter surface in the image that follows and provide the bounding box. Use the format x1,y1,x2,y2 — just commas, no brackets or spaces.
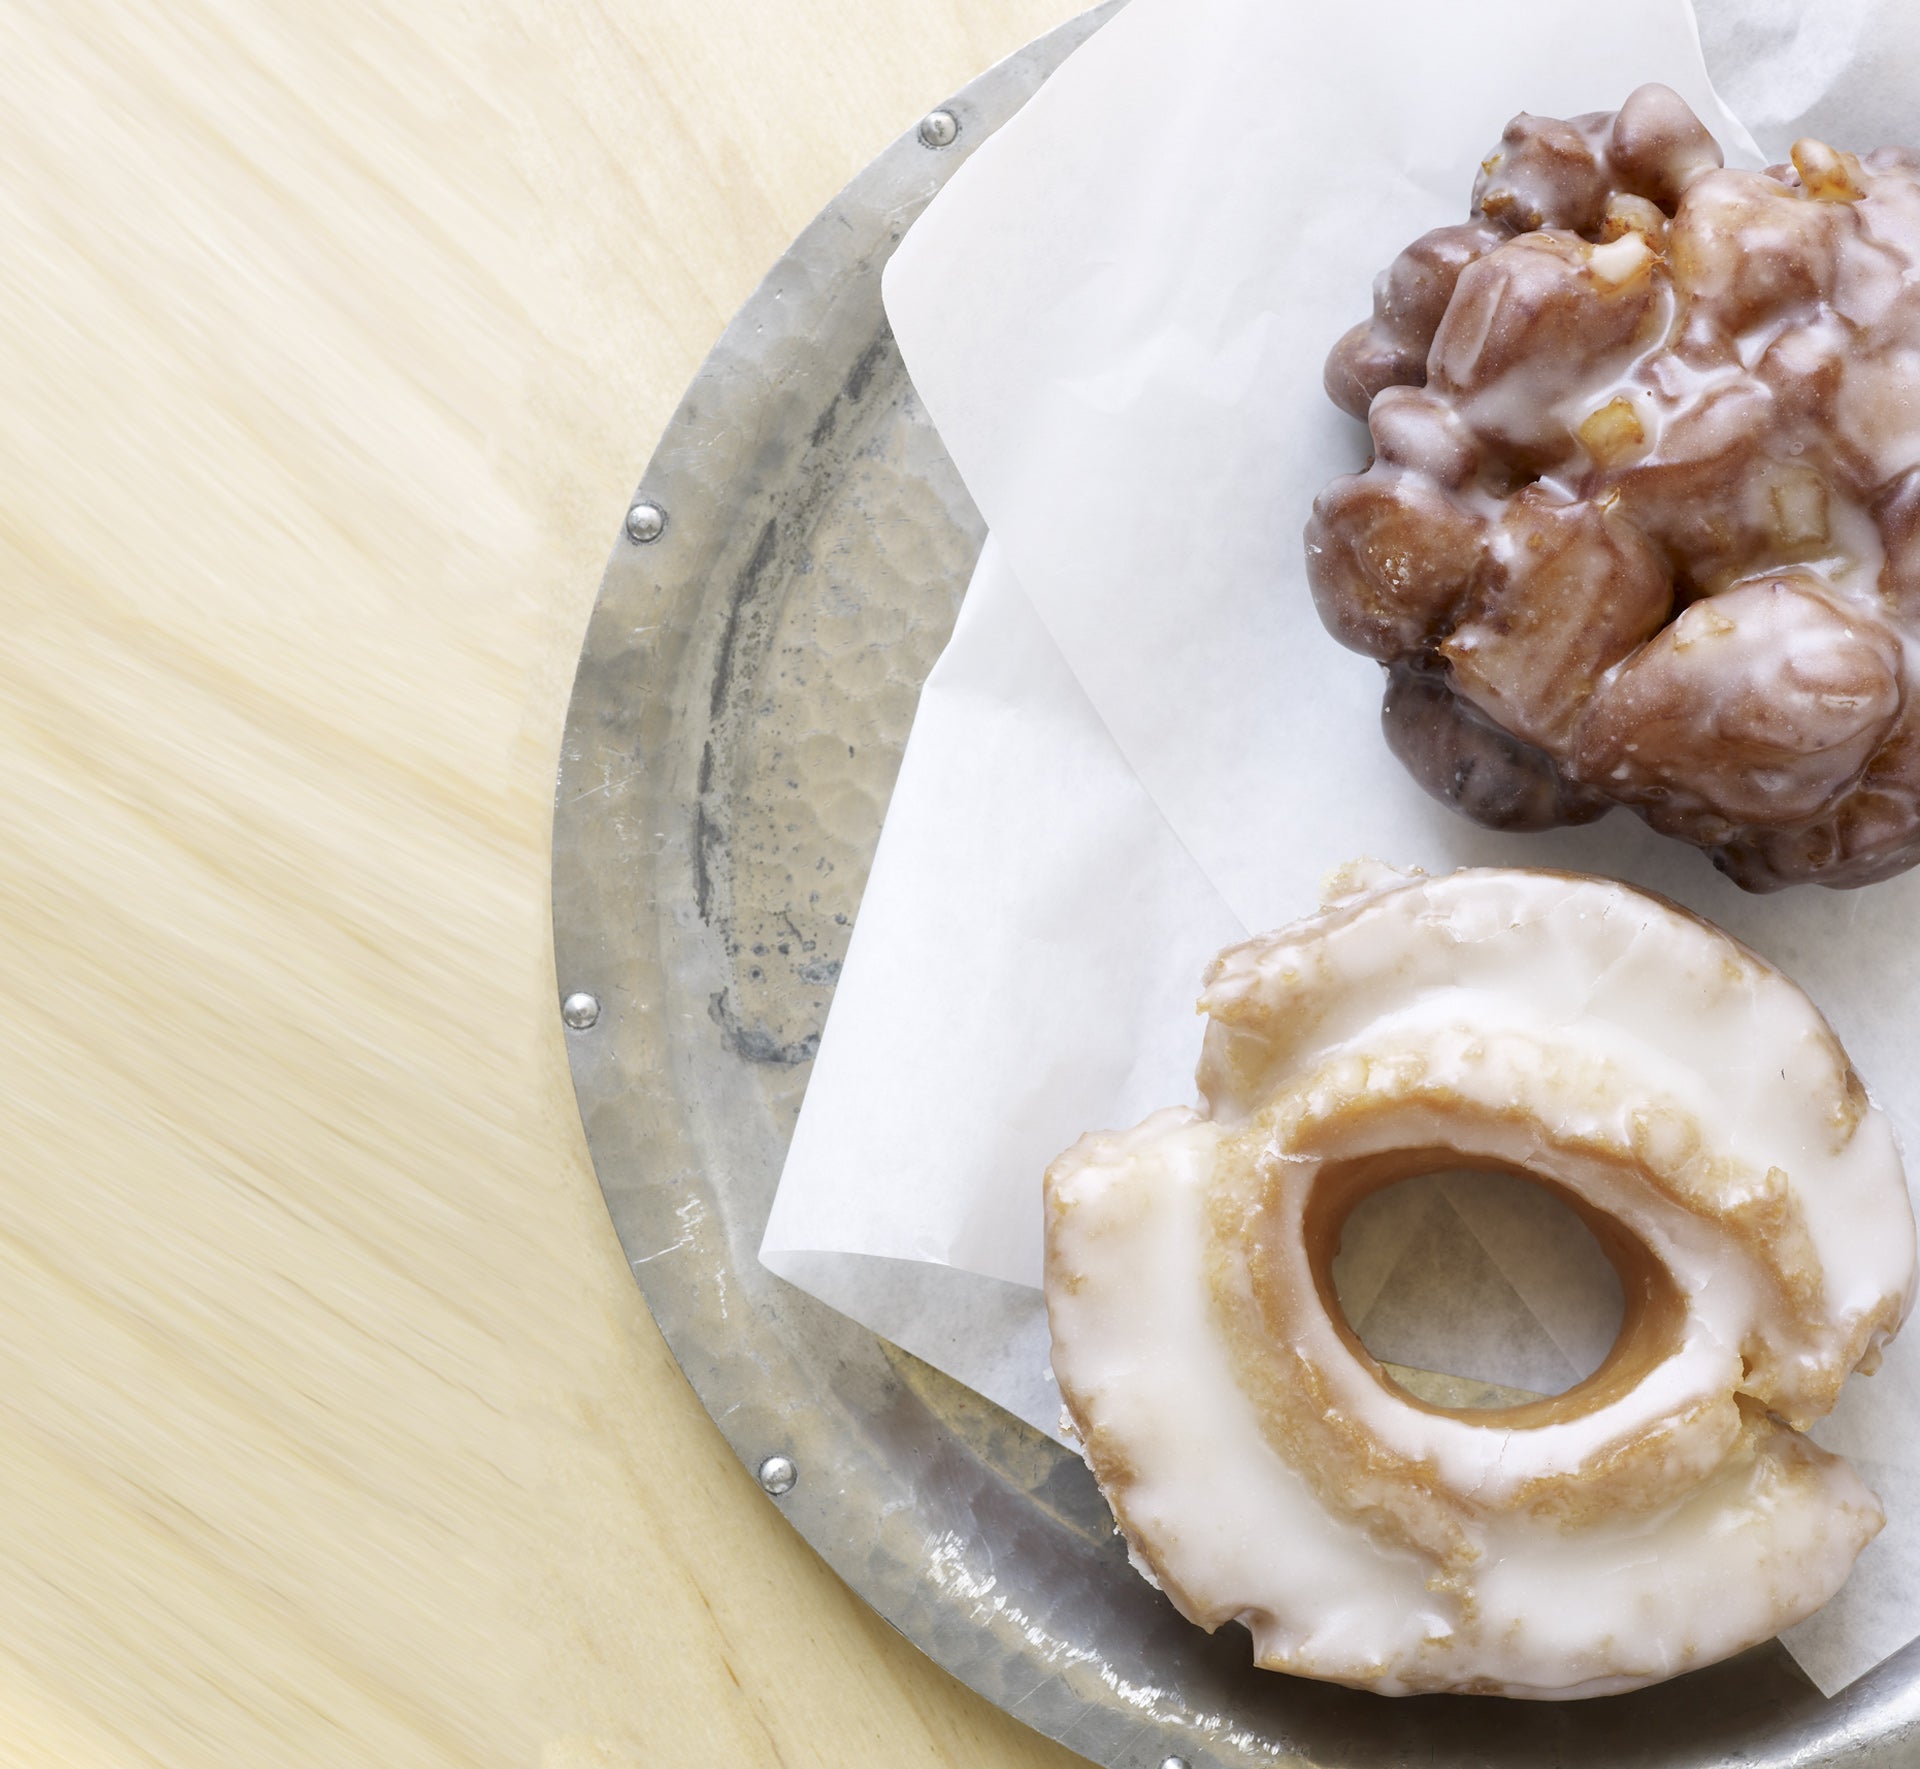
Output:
1307,84,1920,891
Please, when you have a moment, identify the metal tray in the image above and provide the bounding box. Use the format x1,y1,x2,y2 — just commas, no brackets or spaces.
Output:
551,7,1920,1762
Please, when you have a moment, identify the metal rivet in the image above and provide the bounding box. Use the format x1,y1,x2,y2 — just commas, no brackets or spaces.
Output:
1159,1757,1192,1769
625,501,666,544
561,991,601,1031
758,1453,798,1496
918,108,959,149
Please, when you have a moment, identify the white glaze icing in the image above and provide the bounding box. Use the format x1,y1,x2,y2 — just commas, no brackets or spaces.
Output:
1044,865,1916,1697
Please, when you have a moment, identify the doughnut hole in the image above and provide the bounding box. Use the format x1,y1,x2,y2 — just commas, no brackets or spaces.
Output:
1472,110,1612,234
1381,663,1605,831
1305,1148,1676,1424
1327,1166,1626,1406
1443,491,1672,748
1608,81,1724,210
1570,574,1904,826
1304,471,1486,658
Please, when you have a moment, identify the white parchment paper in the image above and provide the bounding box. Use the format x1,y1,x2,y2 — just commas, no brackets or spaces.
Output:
761,0,1920,1696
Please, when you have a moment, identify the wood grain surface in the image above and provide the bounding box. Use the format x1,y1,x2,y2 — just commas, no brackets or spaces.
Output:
0,2,1089,1763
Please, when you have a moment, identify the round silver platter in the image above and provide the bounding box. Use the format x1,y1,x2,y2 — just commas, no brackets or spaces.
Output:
552,7,1920,1763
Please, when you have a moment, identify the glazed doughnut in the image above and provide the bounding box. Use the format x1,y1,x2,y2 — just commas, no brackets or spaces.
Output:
1306,84,1920,891
1044,865,1916,1698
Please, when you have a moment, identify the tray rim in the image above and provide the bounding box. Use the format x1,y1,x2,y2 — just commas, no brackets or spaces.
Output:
550,7,1920,1765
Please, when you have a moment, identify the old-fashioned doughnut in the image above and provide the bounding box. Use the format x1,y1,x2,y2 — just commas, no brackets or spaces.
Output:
1044,864,1916,1697
1306,85,1920,891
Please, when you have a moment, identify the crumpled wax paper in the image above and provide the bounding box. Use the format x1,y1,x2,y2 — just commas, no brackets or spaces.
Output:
759,0,1920,1695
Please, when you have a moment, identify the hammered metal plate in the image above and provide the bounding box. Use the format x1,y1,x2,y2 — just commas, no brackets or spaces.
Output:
551,8,1920,1762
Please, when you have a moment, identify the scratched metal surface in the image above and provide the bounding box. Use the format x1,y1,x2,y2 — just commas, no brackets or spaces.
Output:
550,6,1920,1763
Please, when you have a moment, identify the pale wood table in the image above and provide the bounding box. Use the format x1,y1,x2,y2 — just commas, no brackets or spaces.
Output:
0,3,1089,1763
